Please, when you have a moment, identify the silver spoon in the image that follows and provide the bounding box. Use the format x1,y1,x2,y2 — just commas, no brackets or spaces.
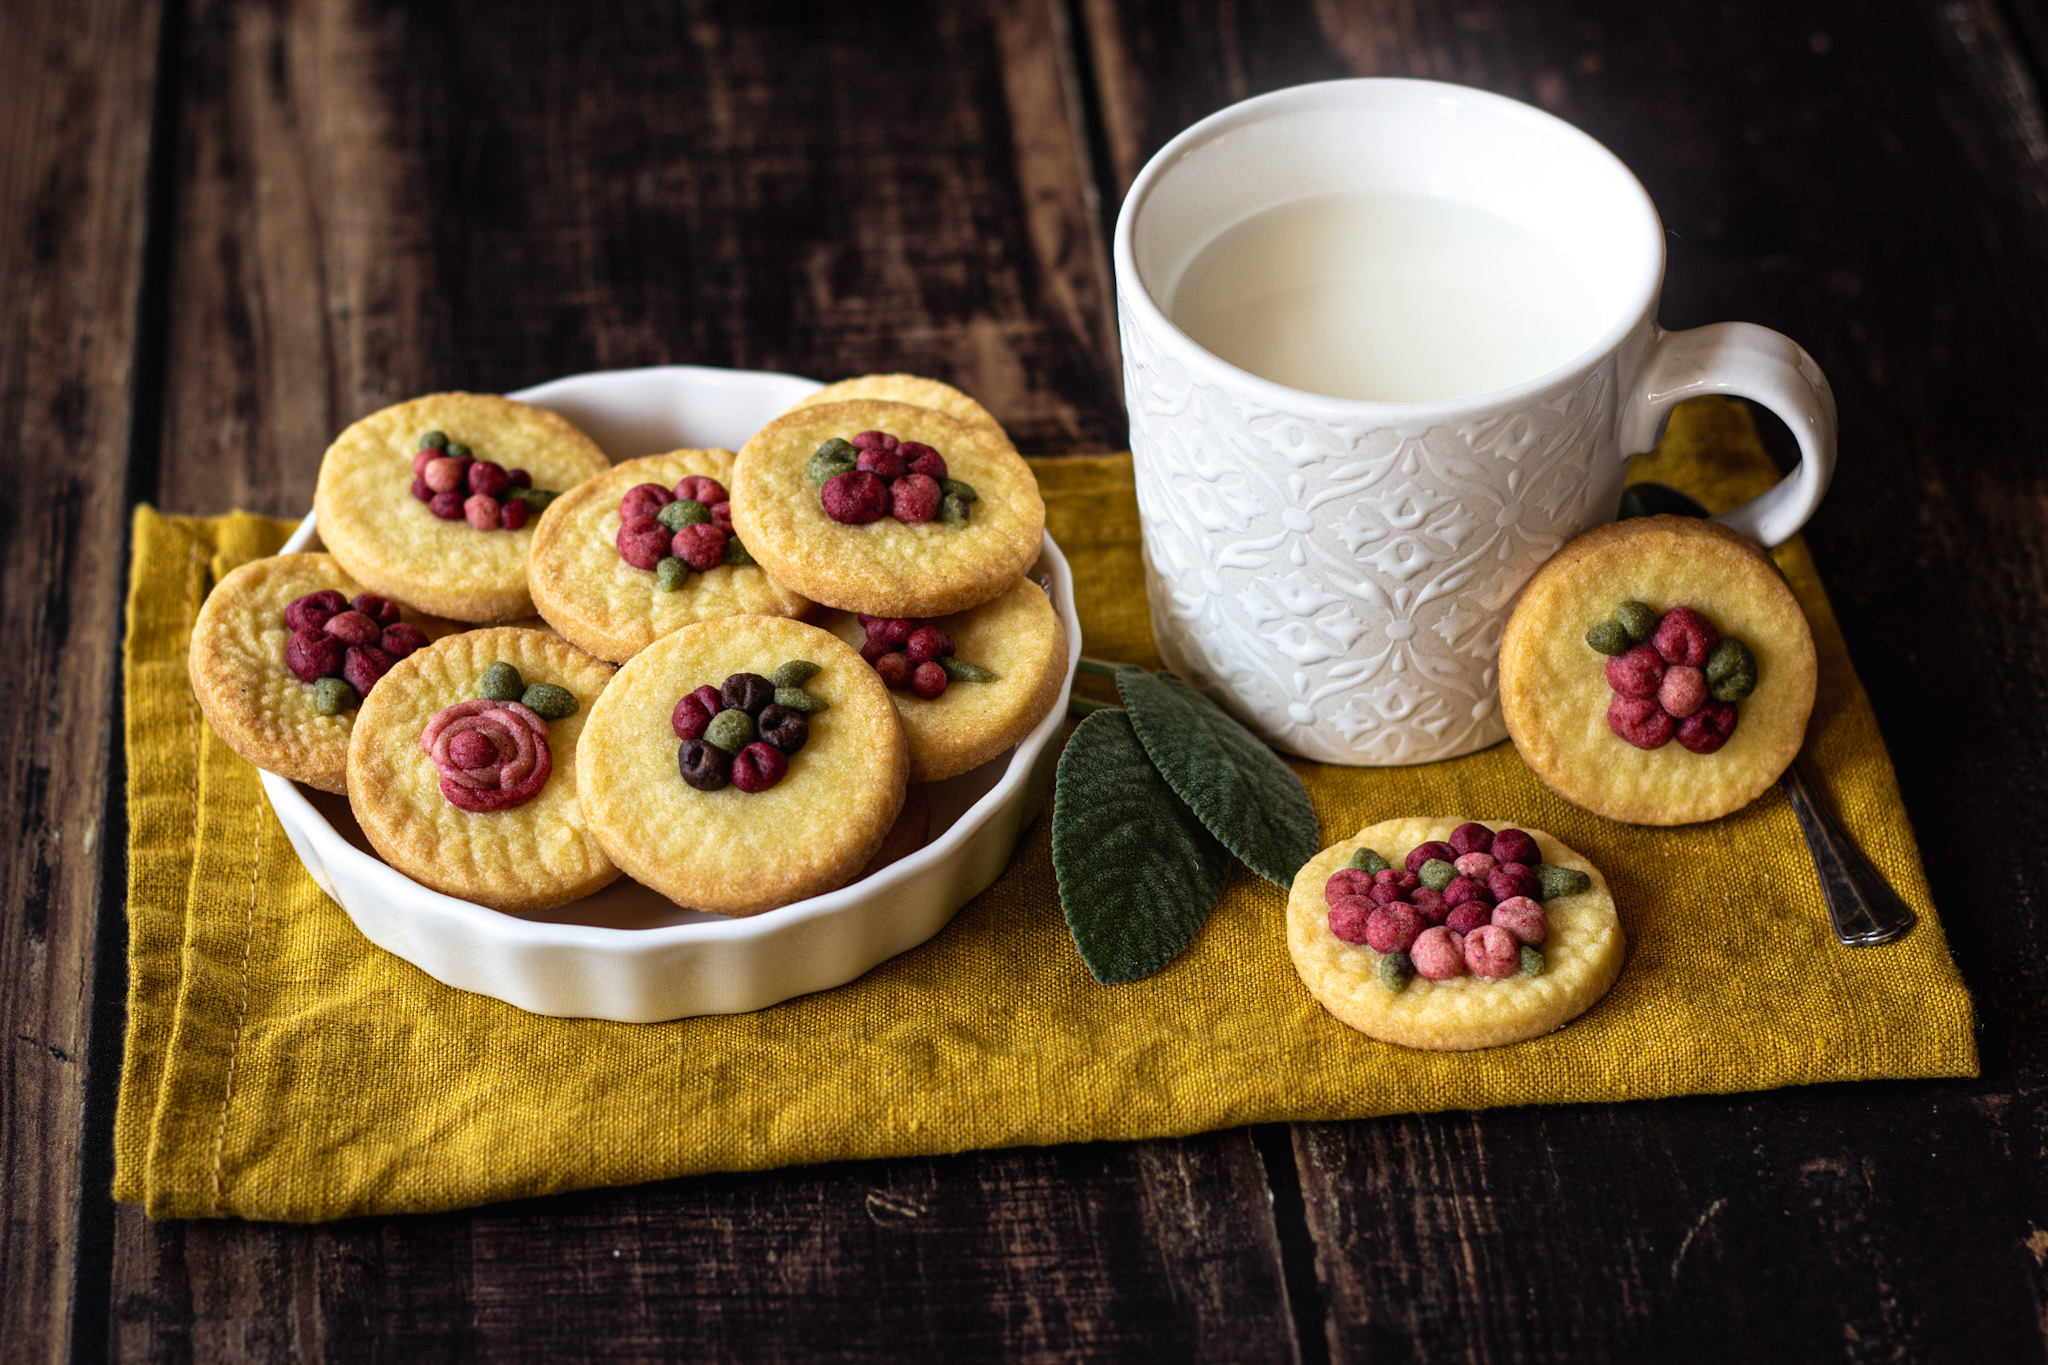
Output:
1618,484,1915,946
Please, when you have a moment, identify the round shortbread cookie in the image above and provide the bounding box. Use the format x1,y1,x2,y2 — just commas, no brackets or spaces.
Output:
820,578,1069,783
1499,516,1818,826
346,627,619,913
729,400,1046,618
526,448,811,662
786,374,1004,434
1287,819,1624,1051
576,616,908,916
314,392,612,623
188,553,456,794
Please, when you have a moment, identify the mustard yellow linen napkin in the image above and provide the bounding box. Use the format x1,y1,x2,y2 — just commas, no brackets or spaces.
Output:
116,398,1976,1221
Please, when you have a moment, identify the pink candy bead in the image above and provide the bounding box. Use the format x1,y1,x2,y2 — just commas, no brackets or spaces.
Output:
1327,897,1374,944
1464,924,1521,978
1491,828,1539,866
1405,840,1456,873
1448,821,1495,856
673,475,728,506
1606,643,1666,700
1659,664,1707,719
1323,868,1375,905
423,457,467,494
1410,927,1466,980
1491,897,1548,946
1652,606,1719,667
1676,701,1740,753
856,447,908,482
1489,862,1540,903
1442,875,1492,909
1607,695,1675,749
1365,904,1423,954
1444,901,1491,935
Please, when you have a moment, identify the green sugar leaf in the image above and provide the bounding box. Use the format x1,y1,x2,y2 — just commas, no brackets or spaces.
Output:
1053,709,1231,985
1115,667,1319,887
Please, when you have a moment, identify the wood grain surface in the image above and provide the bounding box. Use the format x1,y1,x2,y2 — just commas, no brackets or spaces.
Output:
8,0,2048,1360
0,2,164,1362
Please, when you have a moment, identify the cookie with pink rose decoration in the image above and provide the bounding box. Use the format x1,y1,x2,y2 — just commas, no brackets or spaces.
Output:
314,392,612,624
525,447,811,663
1286,818,1624,1051
188,552,457,794
1499,515,1818,826
346,626,619,912
728,398,1045,619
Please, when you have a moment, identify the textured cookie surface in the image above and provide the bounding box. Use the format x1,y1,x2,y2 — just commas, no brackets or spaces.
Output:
729,400,1045,618
821,578,1069,783
1499,516,1817,826
346,627,619,913
786,375,1004,434
188,554,386,793
314,392,611,622
526,448,810,662
1287,819,1624,1051
576,616,908,915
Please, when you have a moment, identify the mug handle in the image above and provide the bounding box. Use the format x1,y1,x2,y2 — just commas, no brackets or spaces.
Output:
1615,322,1838,547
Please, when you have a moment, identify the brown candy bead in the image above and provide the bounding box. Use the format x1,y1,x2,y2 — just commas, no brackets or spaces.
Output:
755,704,809,756
720,672,775,716
677,738,731,790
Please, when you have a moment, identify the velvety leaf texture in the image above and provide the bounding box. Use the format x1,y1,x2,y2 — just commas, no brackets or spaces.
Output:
1116,667,1319,886
1052,708,1232,984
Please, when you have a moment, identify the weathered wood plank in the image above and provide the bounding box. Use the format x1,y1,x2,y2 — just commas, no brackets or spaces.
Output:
111,1137,1296,1363
153,0,1125,524
0,2,163,1361
1081,0,2048,1358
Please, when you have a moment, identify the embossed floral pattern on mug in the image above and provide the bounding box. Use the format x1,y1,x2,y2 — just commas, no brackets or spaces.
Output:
1121,293,1620,765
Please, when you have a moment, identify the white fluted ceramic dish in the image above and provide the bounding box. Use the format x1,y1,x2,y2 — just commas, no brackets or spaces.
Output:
260,364,1080,1022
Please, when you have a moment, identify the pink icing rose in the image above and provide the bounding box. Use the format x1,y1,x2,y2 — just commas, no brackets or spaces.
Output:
420,699,552,812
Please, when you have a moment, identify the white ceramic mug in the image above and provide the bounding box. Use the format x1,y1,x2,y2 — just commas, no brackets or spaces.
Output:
1113,78,1836,765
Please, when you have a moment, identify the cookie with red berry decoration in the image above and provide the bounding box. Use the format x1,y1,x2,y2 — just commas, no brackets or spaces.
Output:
1499,515,1818,826
819,577,1069,783
345,627,619,913
314,392,611,624
525,448,811,662
729,399,1045,618
187,552,454,793
784,374,1006,436
576,615,908,916
1286,818,1623,1051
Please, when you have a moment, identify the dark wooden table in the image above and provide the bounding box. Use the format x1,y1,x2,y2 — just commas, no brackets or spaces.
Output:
9,1,2048,1359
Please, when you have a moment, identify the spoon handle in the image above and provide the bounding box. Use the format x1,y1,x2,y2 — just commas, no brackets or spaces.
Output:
1781,762,1917,946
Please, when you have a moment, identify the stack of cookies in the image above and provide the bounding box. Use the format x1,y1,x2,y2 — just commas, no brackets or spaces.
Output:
188,377,1068,917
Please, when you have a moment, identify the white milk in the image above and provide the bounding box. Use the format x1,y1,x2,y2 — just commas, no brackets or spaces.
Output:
1168,191,1603,402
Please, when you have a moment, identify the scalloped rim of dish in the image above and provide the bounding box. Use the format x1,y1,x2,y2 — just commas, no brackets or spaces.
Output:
259,363,1080,995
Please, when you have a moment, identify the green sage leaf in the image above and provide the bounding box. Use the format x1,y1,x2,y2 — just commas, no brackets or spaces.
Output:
1053,709,1231,985
1115,667,1318,887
